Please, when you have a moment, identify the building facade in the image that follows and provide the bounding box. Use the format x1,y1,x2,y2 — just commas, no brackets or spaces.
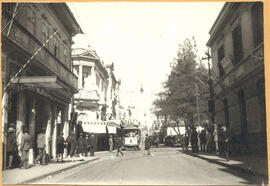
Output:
72,48,121,150
207,2,265,156
2,3,82,168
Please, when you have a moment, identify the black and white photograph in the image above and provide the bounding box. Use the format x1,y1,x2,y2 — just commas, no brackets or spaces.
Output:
1,1,267,185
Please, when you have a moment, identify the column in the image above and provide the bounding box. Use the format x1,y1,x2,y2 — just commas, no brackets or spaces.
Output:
62,107,69,158
28,96,36,165
51,105,58,159
91,66,96,89
78,64,83,89
45,101,52,155
16,91,25,155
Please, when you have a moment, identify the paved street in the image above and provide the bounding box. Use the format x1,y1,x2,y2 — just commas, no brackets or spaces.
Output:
33,147,261,185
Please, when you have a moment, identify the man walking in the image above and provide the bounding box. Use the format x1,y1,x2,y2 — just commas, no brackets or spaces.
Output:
35,129,46,165
145,134,151,155
116,136,124,156
66,131,76,161
20,128,30,169
89,134,97,157
199,129,206,152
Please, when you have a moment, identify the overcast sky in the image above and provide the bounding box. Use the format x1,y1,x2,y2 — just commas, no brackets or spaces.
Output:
68,2,224,110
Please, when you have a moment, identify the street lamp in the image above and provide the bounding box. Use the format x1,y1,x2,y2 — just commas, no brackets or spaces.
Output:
202,49,215,125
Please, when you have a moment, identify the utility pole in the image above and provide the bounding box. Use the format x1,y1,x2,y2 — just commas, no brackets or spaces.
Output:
195,84,200,127
202,49,215,125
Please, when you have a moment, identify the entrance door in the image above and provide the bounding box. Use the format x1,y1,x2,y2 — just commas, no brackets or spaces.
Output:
238,89,248,136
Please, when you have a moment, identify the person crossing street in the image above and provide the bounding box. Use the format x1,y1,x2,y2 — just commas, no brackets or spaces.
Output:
116,136,124,156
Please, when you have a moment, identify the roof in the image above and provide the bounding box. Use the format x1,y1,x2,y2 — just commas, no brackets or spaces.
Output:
49,3,83,36
206,3,239,47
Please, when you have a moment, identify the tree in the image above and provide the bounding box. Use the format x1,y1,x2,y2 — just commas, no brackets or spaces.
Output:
153,37,209,134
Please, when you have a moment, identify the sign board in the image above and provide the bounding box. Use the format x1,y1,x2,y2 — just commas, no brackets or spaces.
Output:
167,126,185,136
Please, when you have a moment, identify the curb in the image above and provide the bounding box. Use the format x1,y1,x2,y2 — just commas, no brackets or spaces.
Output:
19,157,100,184
185,152,268,180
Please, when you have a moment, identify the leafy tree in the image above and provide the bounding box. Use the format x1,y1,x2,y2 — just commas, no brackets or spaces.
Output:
153,37,209,135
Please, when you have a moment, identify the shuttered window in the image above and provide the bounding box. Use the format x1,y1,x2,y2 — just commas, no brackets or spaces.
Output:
251,2,263,47
232,24,243,64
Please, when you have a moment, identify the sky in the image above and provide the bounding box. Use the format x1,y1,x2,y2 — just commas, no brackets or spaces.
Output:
68,2,224,111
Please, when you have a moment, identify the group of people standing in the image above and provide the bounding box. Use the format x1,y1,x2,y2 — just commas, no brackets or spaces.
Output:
65,131,97,161
187,125,232,161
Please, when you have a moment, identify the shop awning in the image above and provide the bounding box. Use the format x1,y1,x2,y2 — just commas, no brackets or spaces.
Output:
11,76,68,89
107,126,116,134
81,124,106,134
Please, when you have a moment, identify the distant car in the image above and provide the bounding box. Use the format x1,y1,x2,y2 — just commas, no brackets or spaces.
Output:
165,135,184,147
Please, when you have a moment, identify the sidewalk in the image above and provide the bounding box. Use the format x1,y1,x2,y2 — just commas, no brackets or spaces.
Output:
2,156,99,184
184,150,268,180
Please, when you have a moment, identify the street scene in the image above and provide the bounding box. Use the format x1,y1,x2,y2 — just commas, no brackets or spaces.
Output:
1,1,267,185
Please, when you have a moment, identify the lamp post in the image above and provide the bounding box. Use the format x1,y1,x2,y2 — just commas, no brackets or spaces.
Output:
202,49,215,125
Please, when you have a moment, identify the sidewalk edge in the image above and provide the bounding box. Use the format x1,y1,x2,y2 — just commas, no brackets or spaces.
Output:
185,152,268,178
19,157,100,184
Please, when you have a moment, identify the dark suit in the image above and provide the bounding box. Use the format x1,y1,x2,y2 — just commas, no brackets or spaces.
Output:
21,133,30,168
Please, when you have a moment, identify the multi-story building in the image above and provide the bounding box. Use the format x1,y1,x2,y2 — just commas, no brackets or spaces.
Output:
106,63,121,121
206,2,265,156
72,48,120,150
2,3,82,167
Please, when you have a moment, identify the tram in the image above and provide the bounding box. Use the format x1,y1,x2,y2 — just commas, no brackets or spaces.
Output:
123,125,141,150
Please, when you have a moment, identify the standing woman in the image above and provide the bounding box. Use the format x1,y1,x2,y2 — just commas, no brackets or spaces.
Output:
56,132,65,162
145,134,151,155
76,133,85,159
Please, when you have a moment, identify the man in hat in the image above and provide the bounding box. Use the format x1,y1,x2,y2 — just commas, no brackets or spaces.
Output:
20,128,30,169
6,124,17,169
35,128,46,165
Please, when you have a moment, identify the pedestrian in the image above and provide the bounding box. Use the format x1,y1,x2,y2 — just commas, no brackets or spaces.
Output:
191,127,198,153
20,128,30,169
56,132,65,162
145,134,151,155
84,135,89,157
206,130,213,153
213,124,220,155
199,129,206,152
109,135,114,152
89,134,97,157
66,131,76,161
183,133,189,152
76,133,85,159
116,136,124,156
35,128,46,165
223,126,232,161
6,124,17,169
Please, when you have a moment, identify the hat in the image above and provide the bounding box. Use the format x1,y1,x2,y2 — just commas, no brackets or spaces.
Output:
8,127,15,133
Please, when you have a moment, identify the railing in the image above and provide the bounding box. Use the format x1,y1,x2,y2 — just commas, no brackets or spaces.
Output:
2,16,78,91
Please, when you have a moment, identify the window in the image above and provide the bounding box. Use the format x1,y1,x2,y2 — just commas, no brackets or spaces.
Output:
238,89,248,136
42,20,49,45
223,99,230,129
96,75,100,88
251,2,263,47
82,72,88,87
217,45,225,77
63,46,68,64
232,24,243,64
53,37,60,58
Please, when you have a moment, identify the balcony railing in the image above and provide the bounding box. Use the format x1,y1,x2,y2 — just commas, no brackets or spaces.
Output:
2,16,78,91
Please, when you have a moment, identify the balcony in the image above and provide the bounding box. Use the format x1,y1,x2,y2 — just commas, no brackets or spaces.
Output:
213,43,264,95
2,16,78,92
